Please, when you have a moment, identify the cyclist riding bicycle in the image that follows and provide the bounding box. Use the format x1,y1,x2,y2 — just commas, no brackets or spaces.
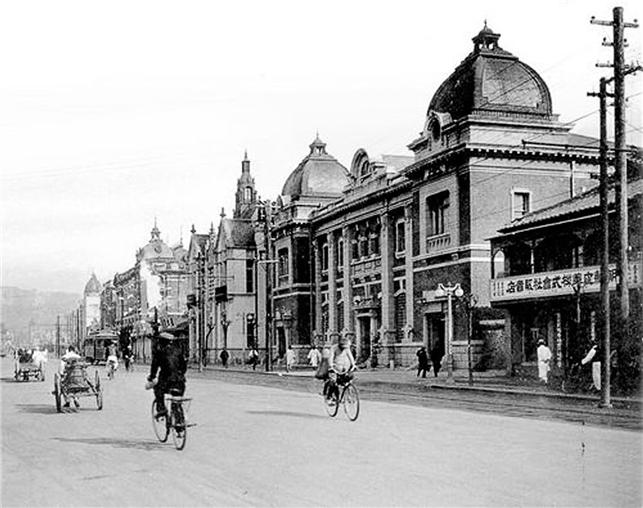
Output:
106,347,119,378
324,336,356,400
147,332,187,422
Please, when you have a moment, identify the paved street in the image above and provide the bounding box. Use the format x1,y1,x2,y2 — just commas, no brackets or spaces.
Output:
2,358,641,507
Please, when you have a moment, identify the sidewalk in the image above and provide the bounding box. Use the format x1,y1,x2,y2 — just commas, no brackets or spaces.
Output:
202,363,642,407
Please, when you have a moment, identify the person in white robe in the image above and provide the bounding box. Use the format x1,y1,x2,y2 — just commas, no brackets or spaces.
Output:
536,338,552,383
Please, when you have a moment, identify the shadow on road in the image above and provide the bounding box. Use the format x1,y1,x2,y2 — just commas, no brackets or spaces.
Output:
52,437,163,451
246,409,326,420
15,404,58,415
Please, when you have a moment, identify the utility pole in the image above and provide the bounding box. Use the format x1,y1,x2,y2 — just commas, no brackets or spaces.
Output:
588,77,613,408
56,315,61,358
592,7,639,404
592,7,639,321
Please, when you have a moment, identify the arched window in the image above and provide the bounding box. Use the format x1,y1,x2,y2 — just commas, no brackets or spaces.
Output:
244,187,252,201
492,250,506,278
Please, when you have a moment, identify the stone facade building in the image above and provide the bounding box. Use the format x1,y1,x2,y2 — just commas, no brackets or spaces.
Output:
273,24,605,369
100,222,189,361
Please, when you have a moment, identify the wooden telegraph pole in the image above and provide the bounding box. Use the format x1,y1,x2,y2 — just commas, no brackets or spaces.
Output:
591,7,639,404
588,77,613,407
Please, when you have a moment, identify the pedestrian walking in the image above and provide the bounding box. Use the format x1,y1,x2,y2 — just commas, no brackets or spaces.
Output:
220,348,229,368
536,338,552,384
307,345,321,369
416,346,429,378
286,345,296,372
248,348,259,370
580,339,601,391
430,343,444,377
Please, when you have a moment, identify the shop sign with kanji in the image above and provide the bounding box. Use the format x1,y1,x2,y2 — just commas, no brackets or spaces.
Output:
490,262,641,302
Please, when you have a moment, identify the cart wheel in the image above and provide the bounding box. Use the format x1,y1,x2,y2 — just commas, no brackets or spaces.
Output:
94,370,103,410
54,374,62,413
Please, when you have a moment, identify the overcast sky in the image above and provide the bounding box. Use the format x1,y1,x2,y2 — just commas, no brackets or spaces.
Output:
1,0,641,294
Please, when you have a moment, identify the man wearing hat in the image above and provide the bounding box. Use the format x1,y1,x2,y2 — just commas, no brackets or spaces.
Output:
536,337,552,384
147,331,187,418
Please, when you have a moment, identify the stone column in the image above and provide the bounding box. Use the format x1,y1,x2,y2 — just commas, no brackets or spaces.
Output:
404,204,414,342
379,212,395,364
328,232,337,335
314,238,322,338
342,225,355,342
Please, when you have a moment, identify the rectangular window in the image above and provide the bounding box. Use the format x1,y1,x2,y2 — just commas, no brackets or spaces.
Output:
359,235,368,258
427,191,449,236
245,259,254,293
321,244,329,271
351,239,359,261
336,238,344,269
278,248,289,285
395,220,405,254
512,191,531,219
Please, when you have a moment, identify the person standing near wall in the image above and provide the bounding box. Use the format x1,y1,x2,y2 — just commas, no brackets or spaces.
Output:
536,338,552,384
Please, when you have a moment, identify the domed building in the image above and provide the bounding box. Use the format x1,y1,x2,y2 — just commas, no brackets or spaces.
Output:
82,272,102,336
301,24,605,371
269,136,350,357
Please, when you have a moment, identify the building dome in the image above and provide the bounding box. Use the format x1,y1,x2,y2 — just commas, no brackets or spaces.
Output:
281,135,350,200
427,23,552,121
138,222,174,260
84,273,101,295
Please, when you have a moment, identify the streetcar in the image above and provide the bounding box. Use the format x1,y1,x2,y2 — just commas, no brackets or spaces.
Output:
83,330,119,364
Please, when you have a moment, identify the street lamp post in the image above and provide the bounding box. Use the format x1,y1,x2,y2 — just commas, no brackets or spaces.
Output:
435,283,464,383
221,311,230,351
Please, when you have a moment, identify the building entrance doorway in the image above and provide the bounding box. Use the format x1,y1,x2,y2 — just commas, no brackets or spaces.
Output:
277,327,286,359
425,312,445,357
357,316,371,363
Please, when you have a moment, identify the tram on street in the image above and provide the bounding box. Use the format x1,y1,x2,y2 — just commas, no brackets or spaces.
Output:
83,330,119,364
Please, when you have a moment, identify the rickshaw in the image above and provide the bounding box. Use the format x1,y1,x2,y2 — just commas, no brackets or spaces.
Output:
52,359,103,412
13,349,45,382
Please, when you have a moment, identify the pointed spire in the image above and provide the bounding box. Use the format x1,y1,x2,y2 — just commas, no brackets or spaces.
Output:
242,149,251,174
209,221,215,237
190,224,196,235
151,218,161,241
179,225,183,246
220,207,226,219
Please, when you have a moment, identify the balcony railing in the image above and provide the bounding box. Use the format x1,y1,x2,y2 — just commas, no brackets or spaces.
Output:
490,261,641,303
426,232,451,253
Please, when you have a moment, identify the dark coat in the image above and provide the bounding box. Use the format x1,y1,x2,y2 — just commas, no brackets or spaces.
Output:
149,341,187,389
417,348,429,367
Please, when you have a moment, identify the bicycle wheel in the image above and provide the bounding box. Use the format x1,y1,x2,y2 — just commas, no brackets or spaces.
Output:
95,371,103,410
53,374,62,413
170,402,187,451
342,383,360,421
151,401,169,443
324,388,339,417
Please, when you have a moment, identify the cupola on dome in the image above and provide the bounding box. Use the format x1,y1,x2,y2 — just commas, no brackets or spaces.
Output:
427,23,552,121
281,134,350,200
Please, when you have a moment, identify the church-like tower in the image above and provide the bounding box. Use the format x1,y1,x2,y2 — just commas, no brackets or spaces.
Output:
234,151,257,219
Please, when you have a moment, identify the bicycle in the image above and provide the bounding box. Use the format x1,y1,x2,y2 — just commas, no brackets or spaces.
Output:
322,369,360,421
124,356,134,373
151,392,193,450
